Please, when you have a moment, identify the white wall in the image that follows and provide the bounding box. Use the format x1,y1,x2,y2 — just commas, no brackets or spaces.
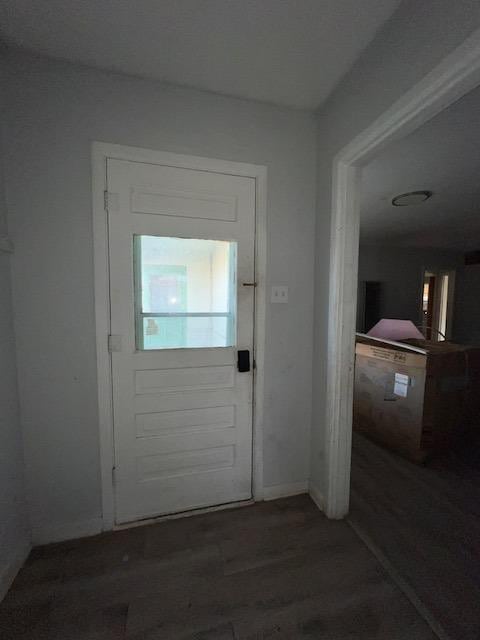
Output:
0,115,30,594
357,244,463,330
312,0,480,500
2,51,316,542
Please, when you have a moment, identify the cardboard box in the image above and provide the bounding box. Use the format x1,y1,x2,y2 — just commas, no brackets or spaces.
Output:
353,334,480,462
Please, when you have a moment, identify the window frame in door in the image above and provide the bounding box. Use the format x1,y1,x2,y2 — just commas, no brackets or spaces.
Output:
92,142,267,531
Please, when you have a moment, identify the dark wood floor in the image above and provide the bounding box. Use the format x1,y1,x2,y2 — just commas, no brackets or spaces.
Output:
0,494,435,639
350,432,480,640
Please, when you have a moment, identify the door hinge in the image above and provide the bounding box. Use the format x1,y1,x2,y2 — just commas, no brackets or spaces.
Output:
108,334,122,352
112,466,116,485
104,191,119,212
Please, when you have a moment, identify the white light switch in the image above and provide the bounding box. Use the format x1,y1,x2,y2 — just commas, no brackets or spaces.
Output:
271,286,288,303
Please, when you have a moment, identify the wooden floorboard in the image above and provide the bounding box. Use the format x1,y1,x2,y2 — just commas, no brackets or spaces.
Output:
0,494,436,639
350,432,480,640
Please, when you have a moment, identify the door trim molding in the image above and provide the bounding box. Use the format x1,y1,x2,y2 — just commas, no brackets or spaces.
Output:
92,142,267,530
325,27,480,518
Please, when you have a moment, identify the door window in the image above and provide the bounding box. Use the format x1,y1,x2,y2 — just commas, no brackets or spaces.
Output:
134,235,237,350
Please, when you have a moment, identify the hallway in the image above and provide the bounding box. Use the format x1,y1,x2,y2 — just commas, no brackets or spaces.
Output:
350,432,480,640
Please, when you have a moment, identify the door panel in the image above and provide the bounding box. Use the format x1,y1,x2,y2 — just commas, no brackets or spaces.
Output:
131,185,238,221
107,159,255,524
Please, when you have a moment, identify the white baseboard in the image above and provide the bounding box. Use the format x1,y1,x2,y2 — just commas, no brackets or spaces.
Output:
29,485,319,546
32,517,103,546
262,480,308,501
308,483,325,512
0,537,31,602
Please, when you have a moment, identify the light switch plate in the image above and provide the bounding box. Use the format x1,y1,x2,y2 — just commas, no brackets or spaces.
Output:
271,286,288,303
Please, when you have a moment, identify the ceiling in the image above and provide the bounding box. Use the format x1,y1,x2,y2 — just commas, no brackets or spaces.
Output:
0,0,399,109
361,83,480,251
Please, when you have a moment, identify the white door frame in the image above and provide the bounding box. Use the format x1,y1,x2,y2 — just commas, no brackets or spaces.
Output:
325,28,480,519
92,142,267,530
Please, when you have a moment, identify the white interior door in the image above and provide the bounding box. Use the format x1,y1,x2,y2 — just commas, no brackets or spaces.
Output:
107,158,256,524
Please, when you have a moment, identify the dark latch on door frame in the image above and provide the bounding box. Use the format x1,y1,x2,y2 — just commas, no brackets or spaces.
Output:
237,350,250,372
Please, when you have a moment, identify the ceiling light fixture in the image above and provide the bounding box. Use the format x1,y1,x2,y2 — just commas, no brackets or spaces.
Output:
391,190,432,206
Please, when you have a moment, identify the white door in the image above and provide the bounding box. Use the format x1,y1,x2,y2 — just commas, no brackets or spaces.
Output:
107,158,256,524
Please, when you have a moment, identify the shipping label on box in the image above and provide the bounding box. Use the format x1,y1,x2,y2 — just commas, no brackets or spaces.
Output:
394,373,409,397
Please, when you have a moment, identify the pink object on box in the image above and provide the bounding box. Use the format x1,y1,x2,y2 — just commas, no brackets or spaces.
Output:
367,319,425,341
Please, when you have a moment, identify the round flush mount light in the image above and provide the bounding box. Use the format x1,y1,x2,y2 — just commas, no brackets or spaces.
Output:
392,190,432,206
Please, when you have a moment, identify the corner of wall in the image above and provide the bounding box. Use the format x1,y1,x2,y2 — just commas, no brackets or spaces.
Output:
308,481,325,512
0,535,31,602
0,111,32,602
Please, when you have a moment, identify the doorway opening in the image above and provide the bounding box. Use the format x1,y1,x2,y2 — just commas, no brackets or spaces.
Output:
346,40,480,640
324,28,480,520
421,269,455,341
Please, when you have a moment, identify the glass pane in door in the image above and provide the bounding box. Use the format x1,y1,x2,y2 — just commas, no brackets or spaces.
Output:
134,235,237,350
